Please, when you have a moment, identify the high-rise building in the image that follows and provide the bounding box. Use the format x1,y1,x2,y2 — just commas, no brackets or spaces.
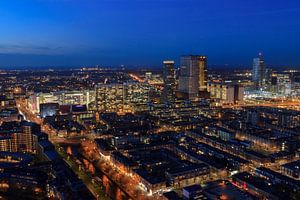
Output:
252,53,266,88
19,122,40,153
0,121,47,154
268,73,292,96
162,60,176,103
265,68,273,85
0,137,12,151
207,82,244,104
178,55,207,100
95,82,150,113
95,83,124,113
276,74,292,96
123,82,150,112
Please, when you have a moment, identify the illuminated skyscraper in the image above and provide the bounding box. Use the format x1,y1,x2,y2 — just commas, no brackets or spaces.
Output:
162,60,176,102
252,53,266,88
178,55,207,100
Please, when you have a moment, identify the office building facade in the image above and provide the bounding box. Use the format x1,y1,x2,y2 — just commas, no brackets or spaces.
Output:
252,53,266,88
178,55,207,100
95,83,124,113
27,90,94,114
162,61,176,102
95,82,150,113
208,82,244,104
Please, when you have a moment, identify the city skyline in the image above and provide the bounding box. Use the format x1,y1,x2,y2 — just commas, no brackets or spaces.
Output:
1,0,300,67
0,1,300,200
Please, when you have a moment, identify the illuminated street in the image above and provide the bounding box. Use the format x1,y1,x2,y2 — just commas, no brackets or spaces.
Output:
80,140,158,200
1,1,300,200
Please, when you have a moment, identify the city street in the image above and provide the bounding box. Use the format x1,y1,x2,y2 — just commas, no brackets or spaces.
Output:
80,140,160,200
16,99,109,200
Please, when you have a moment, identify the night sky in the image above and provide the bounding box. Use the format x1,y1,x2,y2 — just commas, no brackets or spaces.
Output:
0,0,300,68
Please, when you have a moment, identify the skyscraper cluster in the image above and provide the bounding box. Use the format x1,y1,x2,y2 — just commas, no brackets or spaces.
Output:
163,55,208,102
251,53,297,97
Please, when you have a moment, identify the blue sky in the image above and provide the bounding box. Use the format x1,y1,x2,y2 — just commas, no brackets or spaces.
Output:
0,0,300,67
